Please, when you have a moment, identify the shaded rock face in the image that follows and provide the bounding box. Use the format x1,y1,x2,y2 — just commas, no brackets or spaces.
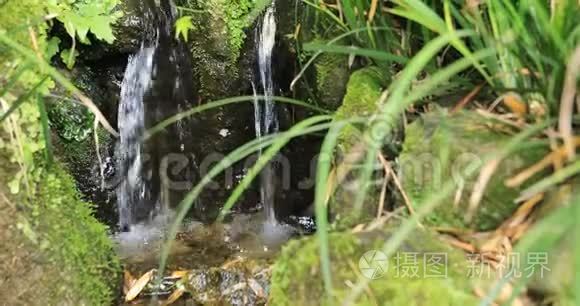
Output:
55,0,322,226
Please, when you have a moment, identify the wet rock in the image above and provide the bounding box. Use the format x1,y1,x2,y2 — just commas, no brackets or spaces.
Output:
185,261,270,306
48,62,124,228
399,110,548,231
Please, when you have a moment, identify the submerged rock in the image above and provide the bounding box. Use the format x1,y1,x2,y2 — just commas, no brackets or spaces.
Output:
185,260,270,306
269,227,479,305
399,110,548,231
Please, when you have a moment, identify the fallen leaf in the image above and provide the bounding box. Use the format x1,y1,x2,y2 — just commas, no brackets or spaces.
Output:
503,93,527,118
163,287,185,305
125,269,155,302
169,270,189,279
123,270,136,295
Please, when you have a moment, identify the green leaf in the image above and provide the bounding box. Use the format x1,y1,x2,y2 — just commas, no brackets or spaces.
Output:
45,37,61,60
175,16,194,42
60,48,79,69
88,15,115,43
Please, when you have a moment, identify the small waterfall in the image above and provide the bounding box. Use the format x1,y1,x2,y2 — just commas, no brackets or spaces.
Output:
117,45,156,232
254,4,278,224
116,0,196,232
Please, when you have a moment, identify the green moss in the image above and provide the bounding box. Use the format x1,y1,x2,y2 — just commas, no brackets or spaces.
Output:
201,0,256,62
270,228,478,305
315,53,350,110
31,164,120,305
334,66,387,152
399,110,548,231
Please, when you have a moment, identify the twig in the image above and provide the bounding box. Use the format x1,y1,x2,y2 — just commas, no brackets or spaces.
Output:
505,137,580,188
377,153,416,215
377,165,390,219
558,46,580,161
466,158,501,223
94,118,105,191
451,83,484,113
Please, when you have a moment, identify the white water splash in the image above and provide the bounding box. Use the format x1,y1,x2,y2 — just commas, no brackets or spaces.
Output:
117,45,156,231
254,4,279,224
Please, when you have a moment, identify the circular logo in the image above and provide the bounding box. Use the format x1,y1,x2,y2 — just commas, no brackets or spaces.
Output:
359,250,389,279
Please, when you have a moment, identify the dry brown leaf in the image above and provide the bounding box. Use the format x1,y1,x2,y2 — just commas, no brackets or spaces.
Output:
501,193,544,231
441,235,476,253
368,0,379,22
125,269,155,302
451,84,484,113
163,287,185,305
503,93,527,117
506,137,580,188
123,270,136,295
169,270,189,279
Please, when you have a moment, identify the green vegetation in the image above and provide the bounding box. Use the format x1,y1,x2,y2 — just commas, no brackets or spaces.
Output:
400,110,548,231
0,1,120,304
270,227,478,306
1,0,579,305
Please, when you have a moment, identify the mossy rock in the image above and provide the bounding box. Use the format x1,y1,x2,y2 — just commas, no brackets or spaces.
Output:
334,66,387,153
270,228,479,305
399,110,548,231
183,0,261,100
315,53,351,111
0,156,120,305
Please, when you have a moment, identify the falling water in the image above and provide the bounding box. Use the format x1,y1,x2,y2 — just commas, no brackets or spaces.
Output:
254,4,278,224
117,45,156,232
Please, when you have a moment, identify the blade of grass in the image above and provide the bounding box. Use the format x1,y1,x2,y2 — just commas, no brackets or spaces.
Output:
290,26,394,90
145,95,328,140
302,42,409,64
217,115,333,220
315,120,350,297
516,159,580,202
0,62,32,99
36,93,52,165
0,31,118,137
0,75,48,123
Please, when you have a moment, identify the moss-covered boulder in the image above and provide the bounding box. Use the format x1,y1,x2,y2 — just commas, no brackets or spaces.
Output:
399,110,548,231
334,66,387,153
270,228,478,305
314,53,351,111
0,158,120,305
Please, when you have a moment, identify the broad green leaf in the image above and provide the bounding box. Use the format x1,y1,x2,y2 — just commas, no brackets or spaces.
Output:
175,16,194,42
89,15,115,43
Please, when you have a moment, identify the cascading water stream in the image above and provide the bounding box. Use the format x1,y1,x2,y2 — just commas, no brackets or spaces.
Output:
116,0,195,234
254,4,279,224
117,45,156,232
